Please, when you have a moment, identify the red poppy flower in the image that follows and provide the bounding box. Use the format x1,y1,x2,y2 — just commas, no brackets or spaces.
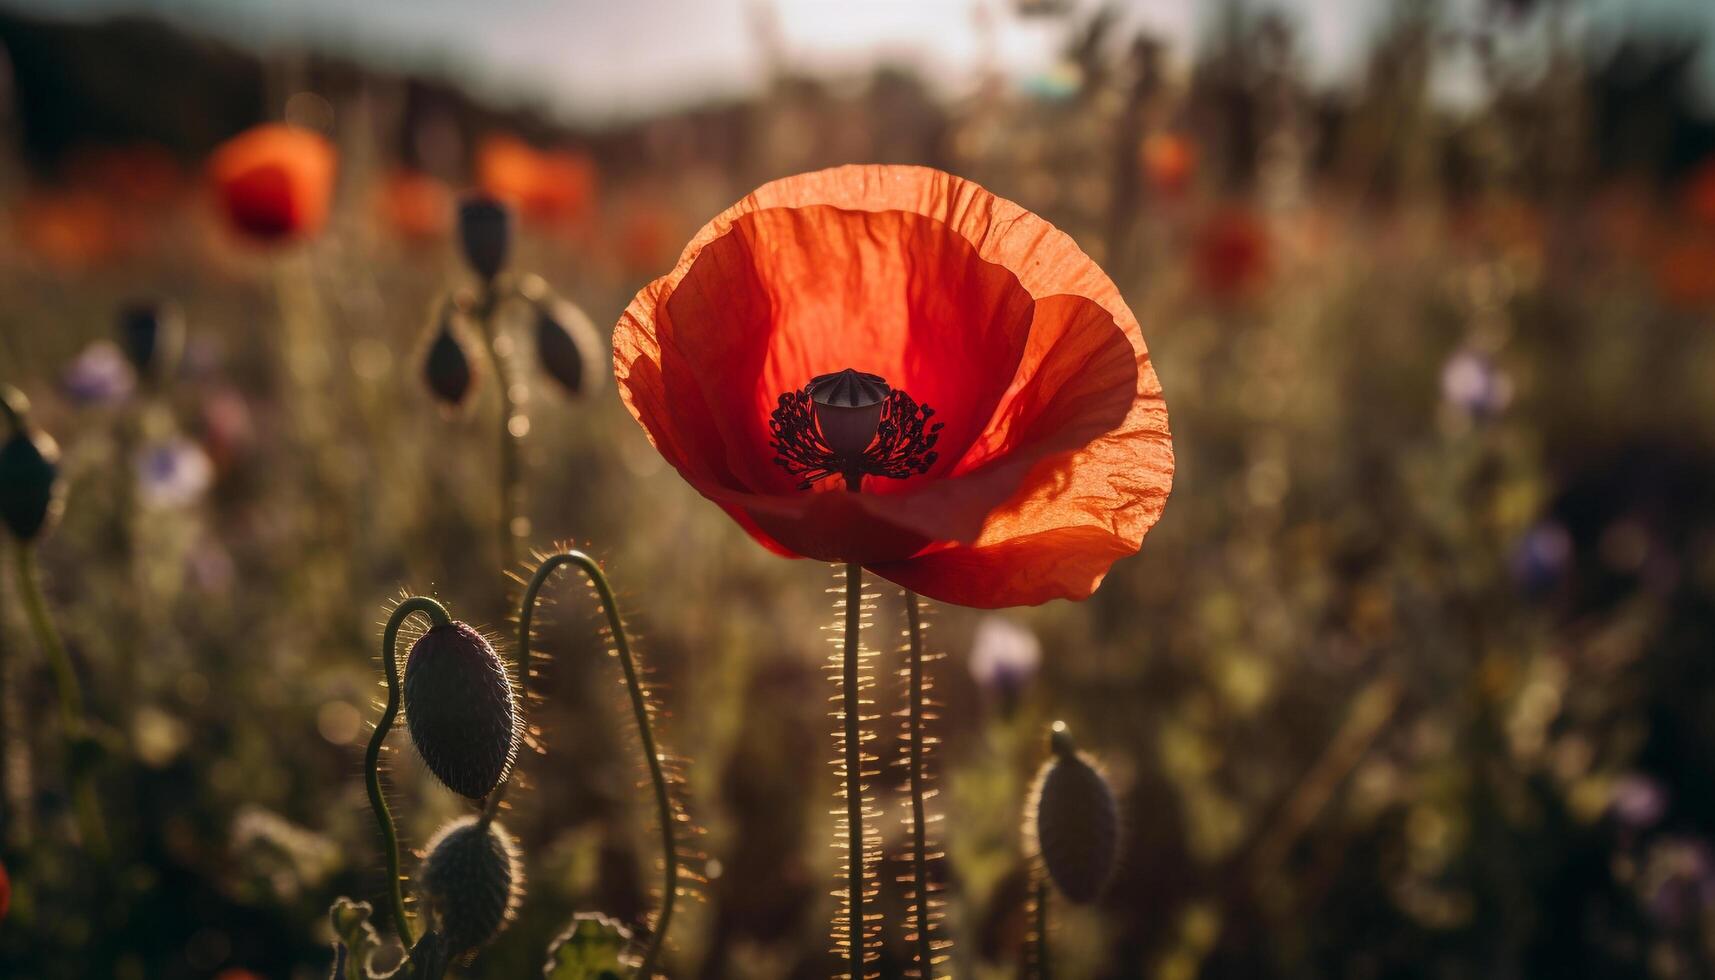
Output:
376,169,452,242
1193,206,1271,300
1140,132,1196,197
615,165,1173,608
475,134,596,227
208,124,336,243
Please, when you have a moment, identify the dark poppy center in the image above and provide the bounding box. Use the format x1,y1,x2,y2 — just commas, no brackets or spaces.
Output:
769,370,944,492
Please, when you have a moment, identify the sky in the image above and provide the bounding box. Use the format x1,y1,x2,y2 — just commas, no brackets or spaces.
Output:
7,0,1715,123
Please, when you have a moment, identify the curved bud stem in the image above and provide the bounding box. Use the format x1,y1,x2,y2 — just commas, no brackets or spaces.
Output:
367,595,452,946
507,550,678,977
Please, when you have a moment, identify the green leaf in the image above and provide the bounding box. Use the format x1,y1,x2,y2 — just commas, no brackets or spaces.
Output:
542,912,638,980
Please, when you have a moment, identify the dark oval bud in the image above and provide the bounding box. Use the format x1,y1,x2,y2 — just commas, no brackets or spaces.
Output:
419,816,522,962
0,427,63,542
117,301,184,382
403,621,518,800
1027,723,1118,904
423,312,478,410
457,195,512,282
534,297,604,398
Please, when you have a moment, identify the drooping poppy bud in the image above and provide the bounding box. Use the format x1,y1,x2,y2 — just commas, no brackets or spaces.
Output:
403,621,518,800
419,816,522,962
533,295,604,398
422,308,479,411
0,424,64,543
1027,722,1118,904
117,301,184,383
457,195,512,282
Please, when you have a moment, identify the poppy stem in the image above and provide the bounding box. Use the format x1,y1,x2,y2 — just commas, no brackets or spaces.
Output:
842,561,866,979
1031,870,1052,980
510,550,678,976
904,589,935,977
367,594,453,947
12,542,106,857
474,282,525,575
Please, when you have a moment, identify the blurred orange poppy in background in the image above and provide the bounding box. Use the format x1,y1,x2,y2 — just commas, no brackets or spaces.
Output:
1194,206,1272,300
1140,131,1196,196
475,133,596,227
375,169,452,242
615,165,1173,607
207,123,336,243
14,188,128,270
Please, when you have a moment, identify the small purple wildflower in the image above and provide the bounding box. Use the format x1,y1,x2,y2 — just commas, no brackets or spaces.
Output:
1440,348,1512,420
1510,521,1572,597
969,615,1042,710
1610,773,1668,830
61,341,136,406
135,437,214,509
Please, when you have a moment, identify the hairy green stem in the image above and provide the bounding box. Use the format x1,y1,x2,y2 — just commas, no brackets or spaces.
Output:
843,562,865,979
510,550,678,976
1033,872,1052,980
367,595,451,946
905,590,932,977
13,543,106,855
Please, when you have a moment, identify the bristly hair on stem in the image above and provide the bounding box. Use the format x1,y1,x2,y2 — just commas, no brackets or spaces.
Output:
368,593,453,947
897,590,947,978
829,564,882,977
505,545,694,977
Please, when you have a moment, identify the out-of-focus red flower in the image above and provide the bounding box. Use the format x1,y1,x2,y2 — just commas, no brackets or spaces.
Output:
1140,132,1196,197
14,189,126,270
1193,207,1271,300
618,199,678,275
1654,230,1715,310
0,858,9,921
208,123,337,244
376,169,452,242
615,165,1174,608
1682,157,1715,229
475,133,596,227
67,143,185,209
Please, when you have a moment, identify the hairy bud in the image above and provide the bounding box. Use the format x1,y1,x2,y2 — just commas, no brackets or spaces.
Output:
422,309,478,410
534,296,604,398
419,816,522,962
403,621,518,800
1027,722,1118,904
0,426,64,543
117,301,184,383
457,195,512,282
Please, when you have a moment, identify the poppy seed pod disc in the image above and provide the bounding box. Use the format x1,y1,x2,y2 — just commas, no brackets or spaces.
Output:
403,621,518,800
423,314,477,410
419,816,522,962
457,196,512,282
0,429,63,542
117,301,184,381
534,298,604,398
1029,729,1118,904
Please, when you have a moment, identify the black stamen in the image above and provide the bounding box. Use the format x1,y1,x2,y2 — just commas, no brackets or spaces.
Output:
769,372,944,491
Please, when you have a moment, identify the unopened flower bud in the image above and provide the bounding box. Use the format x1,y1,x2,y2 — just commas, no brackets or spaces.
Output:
1027,722,1118,904
534,296,604,398
419,816,522,962
458,195,512,282
403,621,518,800
117,301,184,383
0,425,64,543
423,309,478,410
